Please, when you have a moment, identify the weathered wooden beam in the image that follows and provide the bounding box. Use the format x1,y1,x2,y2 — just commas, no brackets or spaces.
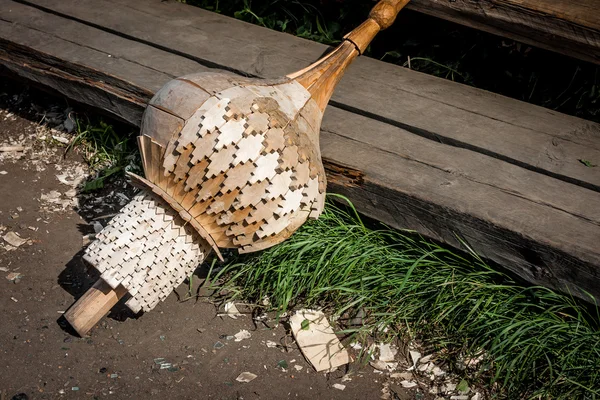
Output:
13,0,600,192
407,0,600,65
1,0,599,303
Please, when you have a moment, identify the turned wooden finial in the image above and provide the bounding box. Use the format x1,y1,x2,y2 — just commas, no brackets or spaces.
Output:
345,0,410,54
370,0,410,29
289,0,411,111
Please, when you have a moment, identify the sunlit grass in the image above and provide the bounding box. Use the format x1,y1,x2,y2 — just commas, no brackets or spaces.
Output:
214,196,600,399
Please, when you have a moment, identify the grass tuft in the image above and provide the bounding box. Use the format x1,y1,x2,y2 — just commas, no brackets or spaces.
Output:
66,117,140,191
213,196,600,399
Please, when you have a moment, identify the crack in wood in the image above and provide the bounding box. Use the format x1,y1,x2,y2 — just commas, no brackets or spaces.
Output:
323,159,365,187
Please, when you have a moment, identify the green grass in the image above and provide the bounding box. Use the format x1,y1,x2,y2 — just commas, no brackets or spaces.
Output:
212,196,600,399
66,117,140,191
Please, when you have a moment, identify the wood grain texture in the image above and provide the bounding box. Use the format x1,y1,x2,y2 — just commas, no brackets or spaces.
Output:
2,0,600,302
320,107,600,302
406,0,600,64
64,279,128,337
12,0,600,191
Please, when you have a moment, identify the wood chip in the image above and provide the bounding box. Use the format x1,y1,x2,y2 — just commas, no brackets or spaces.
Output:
378,343,397,362
233,329,251,342
235,372,257,383
6,272,23,282
224,301,242,319
0,145,27,152
289,309,349,372
3,232,29,247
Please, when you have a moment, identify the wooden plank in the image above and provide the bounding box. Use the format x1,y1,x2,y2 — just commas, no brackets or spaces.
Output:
406,0,600,65
1,1,600,302
17,0,600,193
0,0,210,124
320,112,600,301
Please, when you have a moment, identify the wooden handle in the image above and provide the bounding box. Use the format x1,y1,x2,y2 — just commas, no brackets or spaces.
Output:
289,0,410,109
64,279,128,336
345,0,411,54
370,0,411,29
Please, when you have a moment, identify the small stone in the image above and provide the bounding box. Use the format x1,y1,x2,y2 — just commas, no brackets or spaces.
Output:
265,340,278,348
450,396,469,400
294,365,303,371
471,394,482,400
332,383,346,391
235,372,257,383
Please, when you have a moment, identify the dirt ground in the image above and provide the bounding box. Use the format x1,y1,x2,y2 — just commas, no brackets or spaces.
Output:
0,84,443,400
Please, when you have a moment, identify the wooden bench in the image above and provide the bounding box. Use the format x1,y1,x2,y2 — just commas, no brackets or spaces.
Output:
408,0,600,65
1,0,600,302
